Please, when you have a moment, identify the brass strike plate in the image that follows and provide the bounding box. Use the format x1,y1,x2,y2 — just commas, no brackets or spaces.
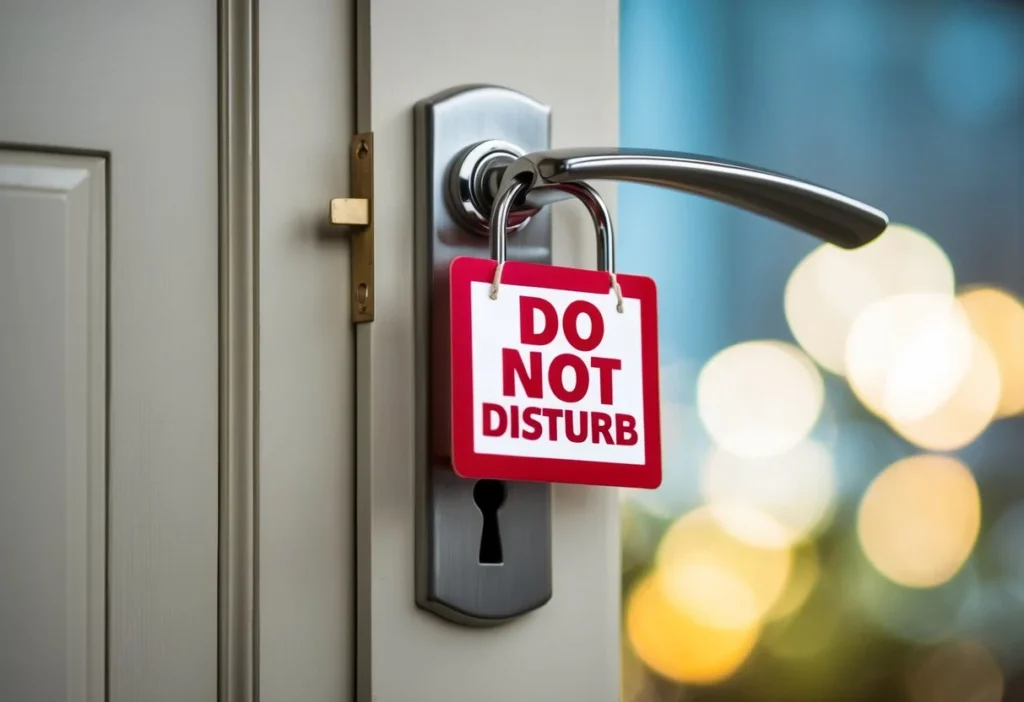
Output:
334,133,374,323
331,197,369,226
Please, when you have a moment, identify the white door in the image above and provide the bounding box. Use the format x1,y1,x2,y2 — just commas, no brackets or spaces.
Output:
0,1,620,701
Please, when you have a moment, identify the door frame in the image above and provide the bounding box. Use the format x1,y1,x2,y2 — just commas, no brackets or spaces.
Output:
218,0,258,699
217,0,623,699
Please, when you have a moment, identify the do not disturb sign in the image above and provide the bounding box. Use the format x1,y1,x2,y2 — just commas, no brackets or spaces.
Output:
449,256,662,488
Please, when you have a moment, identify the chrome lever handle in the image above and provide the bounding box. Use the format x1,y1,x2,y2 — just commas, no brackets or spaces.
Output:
480,147,888,250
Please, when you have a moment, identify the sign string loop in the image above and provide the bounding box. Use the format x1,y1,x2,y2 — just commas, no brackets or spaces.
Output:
487,179,623,313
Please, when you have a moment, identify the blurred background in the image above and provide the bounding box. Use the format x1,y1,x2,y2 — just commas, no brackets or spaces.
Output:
617,1,1024,700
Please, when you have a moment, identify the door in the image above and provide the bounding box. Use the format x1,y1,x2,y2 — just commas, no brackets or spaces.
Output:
0,1,620,701
354,4,621,701
0,0,356,699
1,1,221,700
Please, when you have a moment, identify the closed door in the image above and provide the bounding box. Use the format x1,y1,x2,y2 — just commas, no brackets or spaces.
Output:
0,1,619,701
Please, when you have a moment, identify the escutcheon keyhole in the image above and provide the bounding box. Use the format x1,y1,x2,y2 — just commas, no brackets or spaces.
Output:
473,480,506,565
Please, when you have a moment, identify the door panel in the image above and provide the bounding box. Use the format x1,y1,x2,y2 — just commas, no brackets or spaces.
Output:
258,0,356,697
0,2,219,699
357,1,620,700
0,150,106,702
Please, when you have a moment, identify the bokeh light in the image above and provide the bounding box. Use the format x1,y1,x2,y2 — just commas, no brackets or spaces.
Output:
858,455,981,589
959,286,1024,417
845,292,974,422
701,441,836,549
626,574,759,686
888,335,1002,452
907,640,1004,702
655,506,792,631
784,223,955,375
696,341,824,458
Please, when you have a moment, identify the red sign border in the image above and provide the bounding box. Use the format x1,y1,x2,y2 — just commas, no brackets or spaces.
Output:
449,256,662,488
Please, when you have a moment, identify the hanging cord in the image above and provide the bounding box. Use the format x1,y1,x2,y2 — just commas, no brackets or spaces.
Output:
488,261,505,300
490,259,623,313
609,271,624,313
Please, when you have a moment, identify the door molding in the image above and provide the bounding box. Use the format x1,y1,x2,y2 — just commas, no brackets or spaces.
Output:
0,146,109,702
218,0,260,699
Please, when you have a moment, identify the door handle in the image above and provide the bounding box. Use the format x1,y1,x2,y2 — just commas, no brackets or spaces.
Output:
452,145,889,251
413,84,890,628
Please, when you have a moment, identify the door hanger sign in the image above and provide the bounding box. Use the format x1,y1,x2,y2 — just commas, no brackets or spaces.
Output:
449,256,662,488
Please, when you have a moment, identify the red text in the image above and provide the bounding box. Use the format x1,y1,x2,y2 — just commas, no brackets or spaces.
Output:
482,403,638,446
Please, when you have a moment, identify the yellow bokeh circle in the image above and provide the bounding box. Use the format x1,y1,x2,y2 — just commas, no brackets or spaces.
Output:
857,455,981,588
701,441,836,549
655,506,792,631
846,292,974,422
959,285,1024,417
846,291,1002,450
626,574,759,686
785,223,954,376
697,340,824,458
888,335,1001,451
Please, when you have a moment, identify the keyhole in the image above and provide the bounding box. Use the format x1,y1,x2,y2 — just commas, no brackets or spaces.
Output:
473,480,506,565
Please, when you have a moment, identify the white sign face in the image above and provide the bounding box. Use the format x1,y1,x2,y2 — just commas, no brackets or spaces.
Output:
449,256,662,488
468,280,646,464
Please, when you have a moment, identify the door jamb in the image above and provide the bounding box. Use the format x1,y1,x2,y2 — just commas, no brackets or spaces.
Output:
218,0,260,699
